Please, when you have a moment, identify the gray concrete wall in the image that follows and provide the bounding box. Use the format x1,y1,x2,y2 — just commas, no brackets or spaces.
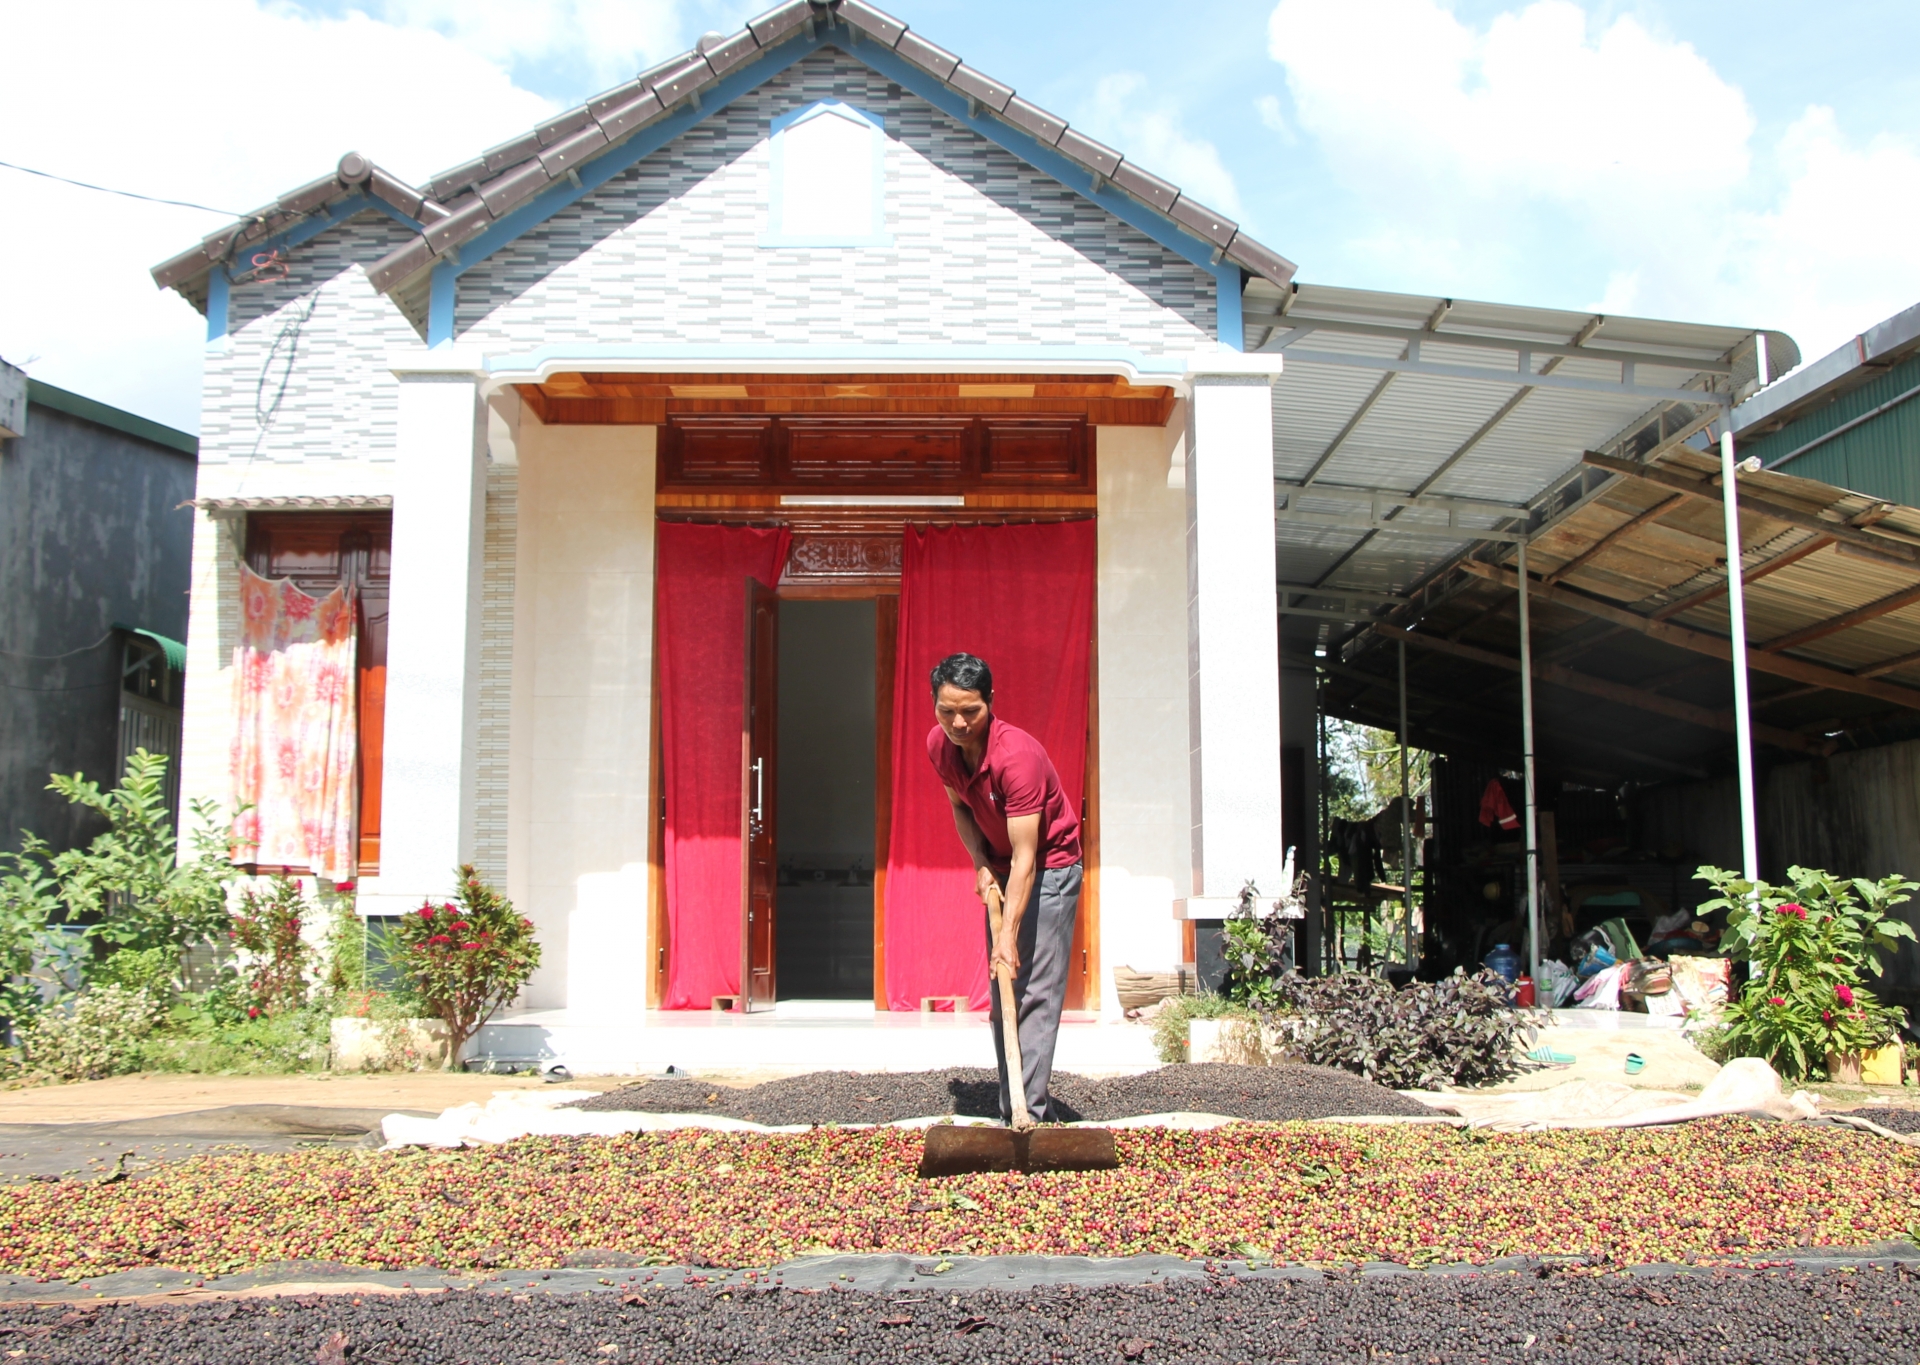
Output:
1633,740,1920,1001
0,401,196,854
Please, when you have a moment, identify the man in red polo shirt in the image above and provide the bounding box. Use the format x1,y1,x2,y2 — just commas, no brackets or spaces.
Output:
926,652,1083,1123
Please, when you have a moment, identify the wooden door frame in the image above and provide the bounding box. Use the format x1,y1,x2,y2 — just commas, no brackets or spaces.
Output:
642,535,1102,1014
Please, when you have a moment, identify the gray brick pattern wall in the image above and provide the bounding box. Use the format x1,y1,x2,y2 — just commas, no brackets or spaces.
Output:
200,214,419,486
454,50,1213,354
473,461,518,886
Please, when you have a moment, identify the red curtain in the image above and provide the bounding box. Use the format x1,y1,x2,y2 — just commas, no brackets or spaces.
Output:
656,522,792,1010
882,521,1096,1012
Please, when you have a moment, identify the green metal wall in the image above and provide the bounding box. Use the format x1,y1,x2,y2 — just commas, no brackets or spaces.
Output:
1741,352,1920,505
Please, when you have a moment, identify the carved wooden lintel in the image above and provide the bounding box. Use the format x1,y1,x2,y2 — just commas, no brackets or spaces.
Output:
784,534,903,582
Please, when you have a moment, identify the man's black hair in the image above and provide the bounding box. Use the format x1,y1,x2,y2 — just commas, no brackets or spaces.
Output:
930,653,993,702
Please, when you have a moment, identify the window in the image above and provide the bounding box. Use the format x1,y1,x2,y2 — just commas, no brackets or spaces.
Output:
760,100,891,248
243,512,390,873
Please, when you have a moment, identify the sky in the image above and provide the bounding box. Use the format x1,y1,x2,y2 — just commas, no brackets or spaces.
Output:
2,0,1917,434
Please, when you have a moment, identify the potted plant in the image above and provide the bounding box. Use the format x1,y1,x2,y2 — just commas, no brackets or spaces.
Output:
386,865,541,1068
1697,865,1915,1082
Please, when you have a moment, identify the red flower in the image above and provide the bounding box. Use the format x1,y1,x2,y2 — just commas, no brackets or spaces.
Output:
1836,983,1855,1006
1777,903,1807,919
418,905,435,919
462,942,480,951
428,934,453,946
1768,996,1786,1007
247,1006,260,1019
334,881,356,894
451,921,471,933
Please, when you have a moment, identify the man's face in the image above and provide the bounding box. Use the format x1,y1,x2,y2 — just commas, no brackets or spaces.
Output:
934,683,991,746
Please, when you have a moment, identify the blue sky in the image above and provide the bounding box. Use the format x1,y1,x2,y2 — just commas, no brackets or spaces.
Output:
3,0,1917,431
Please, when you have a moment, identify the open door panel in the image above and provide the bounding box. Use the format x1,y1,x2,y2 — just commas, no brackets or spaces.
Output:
741,577,779,1011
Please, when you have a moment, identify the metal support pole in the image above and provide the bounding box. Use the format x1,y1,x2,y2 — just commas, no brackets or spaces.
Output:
1517,539,1541,983
1398,638,1413,969
1722,429,1761,882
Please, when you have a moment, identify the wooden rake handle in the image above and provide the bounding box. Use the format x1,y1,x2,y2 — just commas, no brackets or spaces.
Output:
985,882,1032,1130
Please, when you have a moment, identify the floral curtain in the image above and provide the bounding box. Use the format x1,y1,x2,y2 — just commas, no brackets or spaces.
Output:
230,562,359,880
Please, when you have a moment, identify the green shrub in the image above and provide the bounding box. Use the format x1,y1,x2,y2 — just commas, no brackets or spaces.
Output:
1696,864,1914,1080
228,876,311,1017
322,892,366,994
92,946,179,999
388,866,541,1065
134,996,329,1075
16,985,165,1082
1267,969,1540,1089
1151,993,1257,1063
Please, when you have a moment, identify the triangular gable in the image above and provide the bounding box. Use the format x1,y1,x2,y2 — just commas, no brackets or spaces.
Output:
153,0,1294,350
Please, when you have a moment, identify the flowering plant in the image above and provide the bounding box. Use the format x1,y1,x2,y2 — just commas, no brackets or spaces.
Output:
1696,864,1913,1079
228,875,311,1017
387,865,540,1065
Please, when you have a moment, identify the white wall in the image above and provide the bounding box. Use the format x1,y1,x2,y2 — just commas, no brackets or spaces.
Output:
510,419,658,1014
1094,419,1192,1017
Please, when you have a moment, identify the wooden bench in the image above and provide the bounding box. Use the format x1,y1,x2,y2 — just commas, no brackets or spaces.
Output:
710,995,741,1013
919,995,968,1014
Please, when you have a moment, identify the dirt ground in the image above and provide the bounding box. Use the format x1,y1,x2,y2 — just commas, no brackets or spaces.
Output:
0,1072,628,1126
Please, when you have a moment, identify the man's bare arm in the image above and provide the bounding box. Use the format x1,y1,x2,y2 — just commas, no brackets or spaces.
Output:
995,813,1042,978
945,787,998,903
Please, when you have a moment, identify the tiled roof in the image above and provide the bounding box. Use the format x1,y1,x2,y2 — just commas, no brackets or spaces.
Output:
153,0,1295,301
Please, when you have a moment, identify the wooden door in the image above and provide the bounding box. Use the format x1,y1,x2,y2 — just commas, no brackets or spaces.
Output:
244,513,390,874
740,578,779,1011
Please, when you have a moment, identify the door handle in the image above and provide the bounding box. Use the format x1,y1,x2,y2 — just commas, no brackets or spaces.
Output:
751,757,764,825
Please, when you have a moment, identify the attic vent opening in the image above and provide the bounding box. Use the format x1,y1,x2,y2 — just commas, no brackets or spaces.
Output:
760,100,891,248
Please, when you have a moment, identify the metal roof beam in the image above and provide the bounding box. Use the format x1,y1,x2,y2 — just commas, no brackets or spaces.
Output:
1757,581,1920,655
1279,583,1408,604
1581,451,1920,565
1543,494,1687,587
1277,483,1525,516
1377,623,1826,754
1251,314,1734,373
1458,559,1920,712
1275,348,1729,406
1274,505,1527,543
1648,534,1835,621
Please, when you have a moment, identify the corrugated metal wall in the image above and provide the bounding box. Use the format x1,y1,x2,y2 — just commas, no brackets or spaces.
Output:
1634,739,1920,1002
1742,353,1920,505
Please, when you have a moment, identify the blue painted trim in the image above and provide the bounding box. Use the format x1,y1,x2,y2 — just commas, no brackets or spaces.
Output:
1212,262,1244,352
446,35,824,282
770,97,884,135
233,193,425,279
444,22,1229,300
848,37,1222,276
484,341,1190,376
427,260,457,347
760,99,891,248
205,268,231,347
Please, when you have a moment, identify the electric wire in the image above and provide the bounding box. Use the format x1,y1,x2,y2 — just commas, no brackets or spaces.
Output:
0,630,116,661
0,158,245,216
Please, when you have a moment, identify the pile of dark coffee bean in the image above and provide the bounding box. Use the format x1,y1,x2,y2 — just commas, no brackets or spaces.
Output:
572,1063,1434,1125
7,1264,1915,1363
1853,1106,1920,1135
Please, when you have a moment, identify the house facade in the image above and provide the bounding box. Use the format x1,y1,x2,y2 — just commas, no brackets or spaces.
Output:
158,1,1294,1043
155,1,1789,1064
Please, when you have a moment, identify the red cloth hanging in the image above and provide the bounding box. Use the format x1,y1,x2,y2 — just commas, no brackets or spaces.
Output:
1478,777,1520,831
883,521,1096,1012
656,522,791,1010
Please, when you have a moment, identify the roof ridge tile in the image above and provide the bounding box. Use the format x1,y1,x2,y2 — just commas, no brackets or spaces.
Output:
158,0,1302,301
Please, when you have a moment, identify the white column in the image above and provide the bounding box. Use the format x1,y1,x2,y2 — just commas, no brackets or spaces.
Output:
1175,359,1287,918
364,352,489,913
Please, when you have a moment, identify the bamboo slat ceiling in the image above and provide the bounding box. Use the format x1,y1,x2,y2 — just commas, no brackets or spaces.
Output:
1326,447,1920,785
514,373,1176,426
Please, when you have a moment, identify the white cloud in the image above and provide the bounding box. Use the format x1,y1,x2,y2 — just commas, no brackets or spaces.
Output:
1263,0,1920,368
342,0,691,89
1254,94,1295,143
1078,73,1248,223
0,1,559,431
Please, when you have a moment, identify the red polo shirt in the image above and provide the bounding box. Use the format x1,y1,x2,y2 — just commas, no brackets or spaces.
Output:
927,715,1081,876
